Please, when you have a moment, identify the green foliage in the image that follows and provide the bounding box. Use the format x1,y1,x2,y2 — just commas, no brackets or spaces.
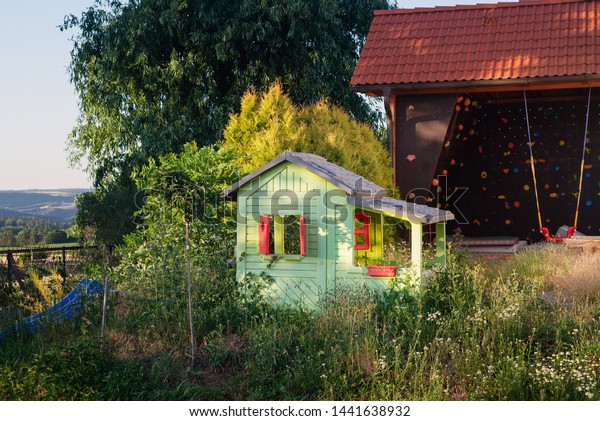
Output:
4,237,600,400
73,184,138,246
113,144,243,338
43,230,68,245
223,83,395,193
62,0,390,191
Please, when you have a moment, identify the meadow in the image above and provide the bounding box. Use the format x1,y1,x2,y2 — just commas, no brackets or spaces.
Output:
0,244,599,400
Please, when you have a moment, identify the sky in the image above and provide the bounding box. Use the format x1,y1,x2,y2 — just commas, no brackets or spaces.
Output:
0,0,504,191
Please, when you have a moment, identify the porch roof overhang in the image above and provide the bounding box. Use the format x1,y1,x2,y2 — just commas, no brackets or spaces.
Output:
349,196,454,225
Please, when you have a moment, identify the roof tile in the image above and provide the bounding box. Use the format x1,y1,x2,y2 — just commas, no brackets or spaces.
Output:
351,0,600,87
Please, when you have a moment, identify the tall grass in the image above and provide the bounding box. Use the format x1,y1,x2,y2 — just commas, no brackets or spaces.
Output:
1,245,599,400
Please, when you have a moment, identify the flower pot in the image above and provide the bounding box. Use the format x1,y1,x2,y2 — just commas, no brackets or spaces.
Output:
366,265,398,277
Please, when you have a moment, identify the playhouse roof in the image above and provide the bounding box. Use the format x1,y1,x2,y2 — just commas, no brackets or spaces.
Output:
351,0,600,93
223,152,454,224
223,152,387,199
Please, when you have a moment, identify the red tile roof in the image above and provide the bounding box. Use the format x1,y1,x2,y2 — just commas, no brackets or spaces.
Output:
351,0,600,90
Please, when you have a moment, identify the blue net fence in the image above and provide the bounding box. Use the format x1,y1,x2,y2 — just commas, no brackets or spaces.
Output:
0,278,103,341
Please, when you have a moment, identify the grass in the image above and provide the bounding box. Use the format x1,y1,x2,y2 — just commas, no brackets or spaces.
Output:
0,244,599,400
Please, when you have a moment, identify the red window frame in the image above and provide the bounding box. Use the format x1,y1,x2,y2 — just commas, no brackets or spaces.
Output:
354,213,370,250
299,215,306,256
259,215,271,255
259,214,306,256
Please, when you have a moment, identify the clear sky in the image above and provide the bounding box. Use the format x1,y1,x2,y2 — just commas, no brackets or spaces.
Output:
0,0,504,191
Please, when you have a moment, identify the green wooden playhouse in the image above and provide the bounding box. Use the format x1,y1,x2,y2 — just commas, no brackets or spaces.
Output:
223,152,454,308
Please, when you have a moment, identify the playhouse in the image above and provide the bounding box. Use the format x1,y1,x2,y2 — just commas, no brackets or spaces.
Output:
352,0,600,241
223,152,454,308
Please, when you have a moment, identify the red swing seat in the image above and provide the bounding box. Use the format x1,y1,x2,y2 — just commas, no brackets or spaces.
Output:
539,226,576,242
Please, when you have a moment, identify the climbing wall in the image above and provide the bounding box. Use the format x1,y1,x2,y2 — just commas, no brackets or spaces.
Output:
435,93,600,241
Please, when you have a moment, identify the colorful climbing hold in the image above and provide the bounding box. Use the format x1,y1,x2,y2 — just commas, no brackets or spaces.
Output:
501,117,508,124
505,219,512,225
498,195,506,200
481,171,488,179
507,142,514,149
502,168,509,174
554,165,560,172
432,178,439,187
469,129,475,136
559,139,566,146
544,184,550,190
513,201,521,208
465,98,471,107
524,184,530,191
512,167,520,174
549,192,558,198
586,199,593,206
450,159,456,165
406,154,416,162
457,124,464,131
442,169,448,175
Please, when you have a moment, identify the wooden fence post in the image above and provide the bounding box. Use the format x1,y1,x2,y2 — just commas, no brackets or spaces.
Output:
7,252,12,282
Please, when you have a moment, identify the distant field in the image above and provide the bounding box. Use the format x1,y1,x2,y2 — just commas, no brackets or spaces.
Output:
0,189,90,223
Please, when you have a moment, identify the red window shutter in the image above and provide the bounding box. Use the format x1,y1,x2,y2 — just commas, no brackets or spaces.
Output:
259,215,270,255
354,213,370,250
300,215,306,256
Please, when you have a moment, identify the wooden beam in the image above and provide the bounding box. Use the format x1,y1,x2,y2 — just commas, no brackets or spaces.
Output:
391,81,600,96
383,89,397,187
482,94,600,105
352,76,600,97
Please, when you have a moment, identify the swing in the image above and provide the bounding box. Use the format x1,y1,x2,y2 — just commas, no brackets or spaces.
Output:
523,87,592,242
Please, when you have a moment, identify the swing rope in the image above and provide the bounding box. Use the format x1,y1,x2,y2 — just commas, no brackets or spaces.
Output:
523,90,544,231
523,86,592,241
573,86,592,229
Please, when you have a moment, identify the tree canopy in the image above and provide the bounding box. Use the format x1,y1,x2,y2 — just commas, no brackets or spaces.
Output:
62,0,391,190
223,83,395,193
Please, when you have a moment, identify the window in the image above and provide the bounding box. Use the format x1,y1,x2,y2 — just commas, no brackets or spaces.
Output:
259,214,305,256
354,213,370,250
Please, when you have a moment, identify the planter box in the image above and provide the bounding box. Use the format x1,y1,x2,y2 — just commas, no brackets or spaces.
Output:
366,265,398,277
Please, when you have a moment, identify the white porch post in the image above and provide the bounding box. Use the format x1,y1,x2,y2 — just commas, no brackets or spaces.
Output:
410,221,422,281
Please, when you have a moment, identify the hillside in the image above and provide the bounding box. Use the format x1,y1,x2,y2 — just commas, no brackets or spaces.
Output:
0,189,89,223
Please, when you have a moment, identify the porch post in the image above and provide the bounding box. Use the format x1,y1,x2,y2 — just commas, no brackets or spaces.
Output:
436,222,447,264
410,221,423,280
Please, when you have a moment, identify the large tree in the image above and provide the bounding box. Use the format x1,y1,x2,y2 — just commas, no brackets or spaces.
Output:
62,0,390,243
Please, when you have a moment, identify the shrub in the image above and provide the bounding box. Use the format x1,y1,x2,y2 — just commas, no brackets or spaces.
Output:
222,83,395,194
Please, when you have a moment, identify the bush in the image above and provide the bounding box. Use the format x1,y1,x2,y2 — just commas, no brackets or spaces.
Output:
222,83,395,193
